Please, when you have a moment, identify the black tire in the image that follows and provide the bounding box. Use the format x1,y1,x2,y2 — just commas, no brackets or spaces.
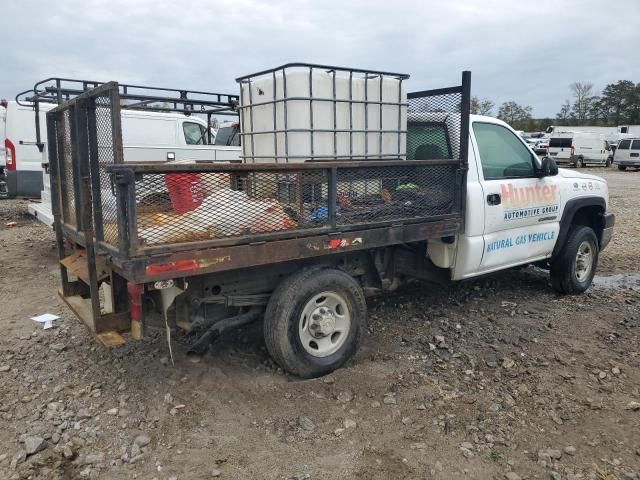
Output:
606,157,612,167
618,165,627,171
575,157,584,168
264,267,366,378
550,226,599,294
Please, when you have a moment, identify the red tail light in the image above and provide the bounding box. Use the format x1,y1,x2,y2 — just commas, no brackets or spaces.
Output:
145,259,198,277
4,139,16,171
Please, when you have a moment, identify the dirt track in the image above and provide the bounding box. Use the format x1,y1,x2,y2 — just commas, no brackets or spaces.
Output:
0,167,639,480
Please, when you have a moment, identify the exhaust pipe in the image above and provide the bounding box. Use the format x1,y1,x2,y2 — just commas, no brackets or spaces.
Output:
187,307,263,362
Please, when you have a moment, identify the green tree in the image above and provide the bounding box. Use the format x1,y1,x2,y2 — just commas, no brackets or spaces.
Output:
594,80,636,125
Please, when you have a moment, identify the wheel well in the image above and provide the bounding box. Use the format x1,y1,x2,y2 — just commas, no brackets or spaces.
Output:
553,199,606,257
570,205,605,245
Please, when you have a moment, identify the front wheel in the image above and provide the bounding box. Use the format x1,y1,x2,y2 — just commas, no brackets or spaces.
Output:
618,165,627,171
264,267,366,378
606,157,613,167
550,226,599,294
575,157,585,168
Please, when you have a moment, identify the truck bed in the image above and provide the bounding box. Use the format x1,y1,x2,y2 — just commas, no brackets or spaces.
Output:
45,74,470,338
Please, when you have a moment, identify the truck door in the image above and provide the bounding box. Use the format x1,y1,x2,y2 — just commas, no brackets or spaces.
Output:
472,121,561,272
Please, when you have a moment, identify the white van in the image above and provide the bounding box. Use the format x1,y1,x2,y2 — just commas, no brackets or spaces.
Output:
27,109,241,224
547,131,612,167
120,110,239,162
615,138,640,170
1,101,55,197
3,102,241,200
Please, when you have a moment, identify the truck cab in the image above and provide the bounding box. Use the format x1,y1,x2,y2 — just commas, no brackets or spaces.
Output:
437,115,613,291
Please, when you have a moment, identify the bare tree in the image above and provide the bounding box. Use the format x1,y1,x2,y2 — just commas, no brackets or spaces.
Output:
470,96,495,116
556,100,572,123
570,82,594,122
478,99,495,116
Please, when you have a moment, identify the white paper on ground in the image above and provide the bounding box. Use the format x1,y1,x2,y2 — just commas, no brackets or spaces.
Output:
31,313,60,329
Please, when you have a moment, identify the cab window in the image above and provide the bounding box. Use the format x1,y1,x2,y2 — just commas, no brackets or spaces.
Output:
214,125,240,146
406,122,452,160
617,139,631,150
474,122,535,180
183,122,206,145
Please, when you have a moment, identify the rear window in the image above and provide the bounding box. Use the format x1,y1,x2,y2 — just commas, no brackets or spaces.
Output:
617,139,631,150
406,122,452,160
631,140,640,150
549,137,572,148
214,125,240,146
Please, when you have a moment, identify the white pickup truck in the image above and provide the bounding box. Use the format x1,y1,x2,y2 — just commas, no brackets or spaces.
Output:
48,66,614,379
456,116,613,291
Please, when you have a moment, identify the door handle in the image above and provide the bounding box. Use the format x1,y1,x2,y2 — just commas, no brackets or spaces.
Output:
487,193,501,206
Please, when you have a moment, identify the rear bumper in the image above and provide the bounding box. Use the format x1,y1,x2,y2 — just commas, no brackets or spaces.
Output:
550,155,572,164
600,212,615,251
618,160,640,167
5,170,44,197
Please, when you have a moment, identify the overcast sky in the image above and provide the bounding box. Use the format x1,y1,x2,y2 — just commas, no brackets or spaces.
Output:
2,0,639,118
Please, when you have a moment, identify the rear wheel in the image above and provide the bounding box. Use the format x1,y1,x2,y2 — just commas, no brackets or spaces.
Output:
575,157,585,168
550,226,599,294
264,267,366,378
606,157,613,167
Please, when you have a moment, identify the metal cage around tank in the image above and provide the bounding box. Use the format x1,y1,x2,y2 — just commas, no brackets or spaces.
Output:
236,63,411,163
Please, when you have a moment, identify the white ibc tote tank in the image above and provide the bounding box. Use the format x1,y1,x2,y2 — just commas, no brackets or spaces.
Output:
238,64,408,163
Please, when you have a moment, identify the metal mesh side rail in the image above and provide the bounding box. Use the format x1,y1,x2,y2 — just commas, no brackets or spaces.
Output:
335,164,457,225
134,170,329,246
60,109,77,227
129,162,459,249
91,94,120,247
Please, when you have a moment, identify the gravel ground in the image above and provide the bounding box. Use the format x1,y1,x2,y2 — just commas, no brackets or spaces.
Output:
0,168,639,480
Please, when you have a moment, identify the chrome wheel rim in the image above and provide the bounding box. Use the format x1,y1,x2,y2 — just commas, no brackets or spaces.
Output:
299,292,351,357
575,241,593,282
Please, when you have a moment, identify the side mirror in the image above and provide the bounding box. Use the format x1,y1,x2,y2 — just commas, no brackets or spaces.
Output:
539,156,558,177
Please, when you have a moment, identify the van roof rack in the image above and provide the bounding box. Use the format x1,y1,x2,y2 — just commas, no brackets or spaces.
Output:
15,77,240,152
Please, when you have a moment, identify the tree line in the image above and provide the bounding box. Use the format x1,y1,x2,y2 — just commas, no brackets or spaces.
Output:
469,79,640,132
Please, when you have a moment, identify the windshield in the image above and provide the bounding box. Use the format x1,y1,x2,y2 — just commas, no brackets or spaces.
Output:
617,139,631,150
